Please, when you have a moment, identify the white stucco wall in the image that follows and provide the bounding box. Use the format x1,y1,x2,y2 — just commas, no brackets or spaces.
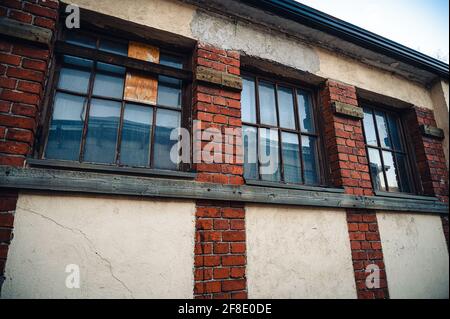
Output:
1,193,196,299
246,205,357,299
377,212,449,299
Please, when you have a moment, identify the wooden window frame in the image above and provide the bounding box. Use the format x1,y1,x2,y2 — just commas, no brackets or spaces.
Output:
241,71,327,187
35,26,193,173
361,102,421,195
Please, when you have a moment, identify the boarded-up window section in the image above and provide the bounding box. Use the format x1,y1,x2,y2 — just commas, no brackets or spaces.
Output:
124,41,160,105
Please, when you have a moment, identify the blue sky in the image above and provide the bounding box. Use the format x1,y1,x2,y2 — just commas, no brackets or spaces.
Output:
296,0,449,63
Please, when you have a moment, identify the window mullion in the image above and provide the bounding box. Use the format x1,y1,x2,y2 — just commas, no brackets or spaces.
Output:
293,88,305,184
78,60,97,163
115,101,126,165
274,84,284,182
149,106,157,168
254,77,263,180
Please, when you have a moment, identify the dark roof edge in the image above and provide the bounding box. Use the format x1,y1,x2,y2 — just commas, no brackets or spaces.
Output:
241,0,449,79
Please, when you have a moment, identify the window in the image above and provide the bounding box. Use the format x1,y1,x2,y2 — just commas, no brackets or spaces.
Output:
242,74,320,185
43,30,189,171
362,105,414,193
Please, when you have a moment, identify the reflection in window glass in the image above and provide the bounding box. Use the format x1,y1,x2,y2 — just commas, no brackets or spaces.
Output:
153,109,180,170
99,39,128,56
46,93,86,161
301,136,318,185
93,63,125,99
363,108,377,146
282,132,301,184
84,99,121,164
375,111,391,149
382,151,400,192
258,81,277,126
368,148,386,191
47,31,186,172
363,105,413,194
259,128,280,182
58,56,93,93
387,114,402,150
396,153,411,193
242,77,257,123
277,87,296,129
297,91,314,133
65,32,96,49
243,126,258,180
120,104,153,167
157,76,182,108
160,54,183,69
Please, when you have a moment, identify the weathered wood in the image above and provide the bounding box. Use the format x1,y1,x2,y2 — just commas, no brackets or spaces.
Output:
55,41,192,81
332,101,364,119
196,66,242,91
26,158,197,179
0,167,447,214
420,124,444,140
246,179,345,193
0,17,52,46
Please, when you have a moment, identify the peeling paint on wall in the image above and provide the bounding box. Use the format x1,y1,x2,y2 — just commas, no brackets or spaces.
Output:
191,10,321,74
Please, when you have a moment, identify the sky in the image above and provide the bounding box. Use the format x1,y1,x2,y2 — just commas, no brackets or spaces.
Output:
296,0,449,63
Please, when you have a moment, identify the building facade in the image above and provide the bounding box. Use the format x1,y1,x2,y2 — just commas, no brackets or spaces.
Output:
0,0,448,299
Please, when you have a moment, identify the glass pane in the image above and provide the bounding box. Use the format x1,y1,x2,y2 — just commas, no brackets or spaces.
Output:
277,86,295,129
297,91,314,133
84,99,121,164
153,109,181,170
157,76,182,108
241,77,257,123
243,125,258,180
382,151,399,192
282,132,302,184
387,113,403,151
258,81,277,126
120,104,153,167
65,32,96,49
375,110,392,149
301,135,319,185
45,93,85,161
58,56,93,93
259,128,280,182
93,63,125,99
368,148,386,191
99,39,128,56
160,54,183,69
363,108,378,146
395,153,412,193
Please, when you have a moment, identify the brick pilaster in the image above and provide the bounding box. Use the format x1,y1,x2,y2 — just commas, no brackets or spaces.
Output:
347,209,389,299
319,79,389,299
0,0,59,291
404,106,449,249
192,43,247,299
319,80,373,196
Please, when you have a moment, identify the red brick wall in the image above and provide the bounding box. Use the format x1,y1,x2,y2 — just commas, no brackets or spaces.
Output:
319,80,389,299
404,106,449,203
347,209,389,299
319,80,373,196
192,43,247,299
404,106,449,250
194,201,247,299
0,0,59,288
0,0,58,166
